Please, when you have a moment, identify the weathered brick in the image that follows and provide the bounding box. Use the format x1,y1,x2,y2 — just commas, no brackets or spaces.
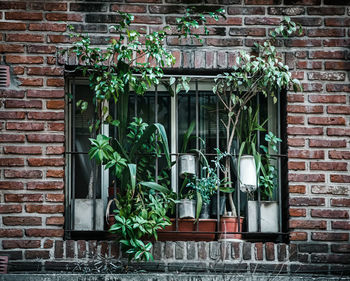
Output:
25,250,50,259
332,221,350,230
46,146,65,155
2,216,42,226
312,232,349,241
45,194,64,202
309,95,346,104
287,127,323,135
0,204,22,213
27,90,64,98
4,145,42,155
330,175,350,183
312,185,349,195
0,158,24,166
289,185,306,194
4,169,42,179
0,229,23,238
28,45,57,54
27,134,65,143
5,55,43,64
6,123,44,131
309,139,346,148
0,182,24,190
290,232,307,241
3,240,41,249
290,220,326,229
28,158,65,167
310,162,347,171
327,106,350,114
312,209,349,219
289,197,325,206
27,112,64,121
6,34,44,43
329,150,350,160
46,216,64,226
0,134,25,143
288,150,324,159
5,12,43,21
5,194,43,203
25,204,64,214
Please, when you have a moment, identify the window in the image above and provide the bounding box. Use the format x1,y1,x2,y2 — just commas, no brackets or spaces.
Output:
65,76,287,241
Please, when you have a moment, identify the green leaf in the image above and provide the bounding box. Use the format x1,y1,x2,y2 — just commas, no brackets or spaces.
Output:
139,181,170,195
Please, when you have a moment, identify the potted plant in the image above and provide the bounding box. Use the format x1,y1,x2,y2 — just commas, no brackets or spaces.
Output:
247,131,281,233
178,120,196,178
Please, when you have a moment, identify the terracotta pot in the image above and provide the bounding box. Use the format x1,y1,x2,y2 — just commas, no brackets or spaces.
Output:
219,216,244,240
157,218,216,241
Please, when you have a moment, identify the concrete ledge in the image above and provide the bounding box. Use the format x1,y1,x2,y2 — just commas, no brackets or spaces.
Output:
1,274,350,281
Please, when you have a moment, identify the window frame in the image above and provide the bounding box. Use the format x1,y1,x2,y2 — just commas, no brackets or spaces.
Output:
64,74,289,243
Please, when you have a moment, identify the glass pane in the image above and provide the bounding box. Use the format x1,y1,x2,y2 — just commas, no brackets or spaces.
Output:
74,84,101,199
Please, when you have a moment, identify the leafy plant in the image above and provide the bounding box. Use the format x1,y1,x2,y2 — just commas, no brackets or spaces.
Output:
259,132,282,200
212,17,303,216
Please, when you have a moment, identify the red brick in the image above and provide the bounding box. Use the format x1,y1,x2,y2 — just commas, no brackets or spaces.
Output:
27,112,64,121
206,17,242,26
229,27,266,36
329,150,350,160
290,220,326,230
326,84,350,92
111,4,146,13
6,123,44,132
289,173,325,183
47,78,64,87
0,229,23,237
309,51,345,59
0,22,26,30
0,134,25,143
325,62,350,71
5,194,43,203
6,34,44,43
45,13,83,22
0,182,24,190
309,95,346,104
290,232,307,241
265,242,275,261
287,127,323,135
5,100,42,109
331,244,350,253
244,17,280,25
292,17,322,26
287,105,323,113
0,2,26,9
0,204,22,213
325,18,350,27
327,128,350,137
310,162,347,171
323,39,350,47
287,116,304,124
46,194,64,202
331,175,350,183
5,55,43,64
312,209,349,219
4,146,42,154
308,7,345,15
48,123,65,131
19,78,43,87
47,170,64,178
288,161,305,170
309,139,346,148
25,250,50,259
27,67,63,76
46,217,65,226
288,138,305,147
331,199,350,207
2,216,42,226
47,56,57,65
312,232,349,241
0,44,24,53
285,39,321,47
332,221,350,230
308,28,344,37
289,185,306,194
297,61,322,70
27,90,64,98
289,197,325,206
327,106,350,114
44,3,67,11
27,181,64,190
4,170,42,179
44,239,54,249
13,66,24,75
288,150,324,159
28,158,65,167
0,158,24,166
26,229,64,237
27,45,56,54
290,208,306,217
207,38,242,47
25,204,64,214
5,12,43,20
27,134,64,143
46,146,65,155
3,240,41,249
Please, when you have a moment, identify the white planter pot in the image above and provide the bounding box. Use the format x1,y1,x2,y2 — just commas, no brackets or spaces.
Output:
179,154,196,178
178,199,196,219
247,201,279,232
74,199,104,230
239,155,257,193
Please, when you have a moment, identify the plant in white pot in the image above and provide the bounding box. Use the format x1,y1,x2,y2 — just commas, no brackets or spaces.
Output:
247,131,282,233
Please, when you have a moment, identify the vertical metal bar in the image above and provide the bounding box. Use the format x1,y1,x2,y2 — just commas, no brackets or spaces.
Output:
113,99,117,198
92,87,97,231
174,80,179,232
257,94,261,233
71,79,76,231
277,91,282,233
195,80,199,231
236,138,241,233
155,86,158,183
216,89,220,232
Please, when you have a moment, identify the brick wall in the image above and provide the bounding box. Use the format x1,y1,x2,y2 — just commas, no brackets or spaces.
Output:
0,0,349,275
